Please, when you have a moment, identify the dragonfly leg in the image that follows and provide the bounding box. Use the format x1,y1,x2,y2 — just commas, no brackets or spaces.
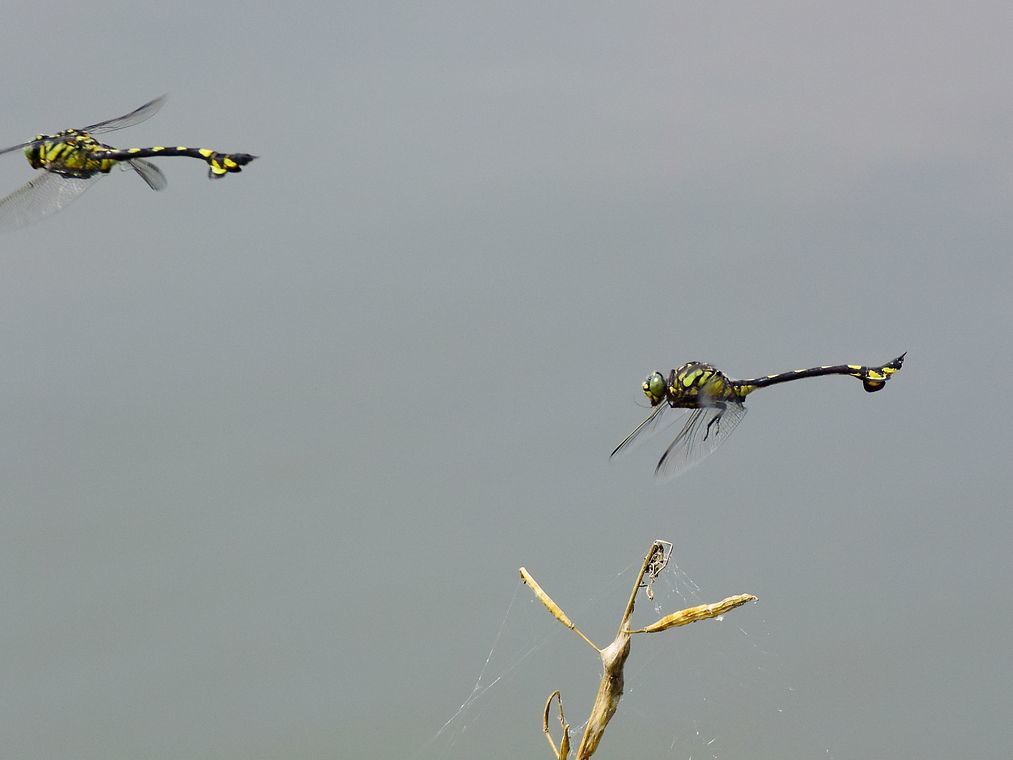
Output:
703,404,727,441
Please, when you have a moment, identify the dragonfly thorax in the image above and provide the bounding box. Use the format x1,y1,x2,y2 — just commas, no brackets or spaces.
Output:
666,362,740,408
25,131,112,177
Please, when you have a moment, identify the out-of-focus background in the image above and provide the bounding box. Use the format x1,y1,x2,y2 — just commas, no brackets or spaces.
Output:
1,3,1010,758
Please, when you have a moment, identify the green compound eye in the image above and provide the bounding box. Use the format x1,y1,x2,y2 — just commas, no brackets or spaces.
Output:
643,372,667,405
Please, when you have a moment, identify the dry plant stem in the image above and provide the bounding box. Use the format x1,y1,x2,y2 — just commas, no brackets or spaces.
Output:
519,567,600,651
520,540,756,760
543,691,570,760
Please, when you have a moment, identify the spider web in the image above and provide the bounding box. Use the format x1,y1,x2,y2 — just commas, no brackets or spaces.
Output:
411,553,833,760
612,562,833,760
411,557,640,760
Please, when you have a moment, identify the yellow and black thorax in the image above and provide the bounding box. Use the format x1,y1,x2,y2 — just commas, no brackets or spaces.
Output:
643,362,743,409
25,130,115,177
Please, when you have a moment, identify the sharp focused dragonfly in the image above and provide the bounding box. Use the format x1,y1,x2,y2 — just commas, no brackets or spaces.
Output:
0,95,256,229
611,353,906,479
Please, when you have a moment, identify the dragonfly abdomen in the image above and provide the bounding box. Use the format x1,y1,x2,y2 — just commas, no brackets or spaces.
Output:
97,146,256,178
734,353,906,395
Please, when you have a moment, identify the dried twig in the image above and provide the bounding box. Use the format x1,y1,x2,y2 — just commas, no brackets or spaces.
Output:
520,540,756,759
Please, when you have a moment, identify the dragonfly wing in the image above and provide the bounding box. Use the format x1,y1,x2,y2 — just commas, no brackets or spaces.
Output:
611,404,688,459
0,140,32,157
655,402,747,480
127,158,167,191
2,95,165,156
0,172,98,230
80,94,167,134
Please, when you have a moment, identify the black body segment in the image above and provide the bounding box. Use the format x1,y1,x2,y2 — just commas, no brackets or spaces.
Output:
733,352,906,396
97,146,256,179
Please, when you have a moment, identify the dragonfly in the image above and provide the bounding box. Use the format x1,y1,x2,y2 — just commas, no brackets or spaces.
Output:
0,95,256,229
611,353,906,479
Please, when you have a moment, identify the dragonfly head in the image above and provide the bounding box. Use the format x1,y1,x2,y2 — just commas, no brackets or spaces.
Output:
642,372,667,406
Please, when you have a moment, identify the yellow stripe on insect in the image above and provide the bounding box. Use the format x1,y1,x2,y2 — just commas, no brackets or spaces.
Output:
198,148,213,158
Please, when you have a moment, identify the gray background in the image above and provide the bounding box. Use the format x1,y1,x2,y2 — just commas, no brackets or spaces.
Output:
1,2,1010,758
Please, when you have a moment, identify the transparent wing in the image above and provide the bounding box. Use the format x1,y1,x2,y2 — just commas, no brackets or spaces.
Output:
654,402,747,480
0,172,99,231
0,140,32,157
611,404,686,459
0,95,166,158
79,94,167,134
126,158,167,191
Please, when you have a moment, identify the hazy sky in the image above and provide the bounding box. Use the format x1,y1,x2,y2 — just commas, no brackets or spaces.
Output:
1,3,1010,759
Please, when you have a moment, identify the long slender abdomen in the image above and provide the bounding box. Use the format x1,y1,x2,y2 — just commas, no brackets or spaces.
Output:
98,146,256,179
734,353,905,395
